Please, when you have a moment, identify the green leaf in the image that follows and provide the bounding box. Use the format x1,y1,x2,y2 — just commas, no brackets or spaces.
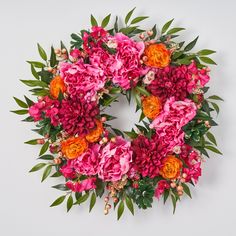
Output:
131,16,148,24
89,192,96,212
109,87,121,94
11,109,28,115
38,154,54,160
172,51,184,60
67,195,73,212
27,61,45,68
71,33,81,41
24,139,38,145
20,80,48,88
171,194,177,214
37,43,47,61
205,146,222,155
200,57,217,65
13,97,28,108
184,36,199,51
163,189,169,204
125,7,136,24
208,95,224,101
101,14,111,28
41,165,52,182
119,26,137,35
112,128,124,138
125,196,134,215
50,195,66,207
136,86,150,96
24,95,34,106
31,65,40,80
206,131,217,146
161,18,174,34
211,102,220,114
176,58,191,65
198,49,216,56
182,183,192,198
103,96,118,107
52,184,69,191
75,192,90,205
29,163,46,172
167,27,185,35
149,24,157,39
91,14,98,26
50,46,57,67
124,131,138,139
134,91,141,108
50,172,62,178
117,200,125,220
39,141,49,156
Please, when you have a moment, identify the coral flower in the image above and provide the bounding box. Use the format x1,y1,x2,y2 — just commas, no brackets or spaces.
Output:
144,43,170,68
86,119,103,143
61,137,88,160
160,155,183,180
49,76,67,99
142,95,161,119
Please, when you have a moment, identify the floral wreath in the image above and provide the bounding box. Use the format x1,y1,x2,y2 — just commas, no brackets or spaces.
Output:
12,9,223,219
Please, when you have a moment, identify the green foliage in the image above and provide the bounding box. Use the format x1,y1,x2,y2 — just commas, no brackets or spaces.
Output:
29,163,46,172
125,196,134,215
67,195,73,212
41,165,52,182
161,18,174,34
90,14,98,26
37,43,47,61
50,195,66,207
117,200,125,220
101,14,111,28
89,192,97,212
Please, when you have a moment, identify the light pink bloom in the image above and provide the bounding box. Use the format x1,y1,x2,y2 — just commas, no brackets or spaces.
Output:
98,136,133,182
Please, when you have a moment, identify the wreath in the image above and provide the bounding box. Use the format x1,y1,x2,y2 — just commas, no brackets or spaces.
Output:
12,8,223,219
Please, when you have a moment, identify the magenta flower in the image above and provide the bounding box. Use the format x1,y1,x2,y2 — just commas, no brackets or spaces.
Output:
154,180,170,199
66,178,97,192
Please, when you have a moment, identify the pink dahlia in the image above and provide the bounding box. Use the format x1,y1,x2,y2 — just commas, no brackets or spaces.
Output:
59,60,106,101
98,136,132,182
66,178,96,192
154,180,170,199
147,62,210,103
69,144,101,176
150,97,196,154
58,95,99,136
111,33,145,89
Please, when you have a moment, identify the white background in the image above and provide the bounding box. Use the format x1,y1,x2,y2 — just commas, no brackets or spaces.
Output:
0,0,235,235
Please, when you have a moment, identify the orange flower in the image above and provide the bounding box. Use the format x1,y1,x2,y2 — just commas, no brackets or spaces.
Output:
49,76,67,99
86,119,103,143
160,155,183,180
142,95,161,119
61,137,88,159
143,43,170,68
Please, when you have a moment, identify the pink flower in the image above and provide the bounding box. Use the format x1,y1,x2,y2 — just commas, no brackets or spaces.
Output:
111,33,145,89
70,144,101,176
150,97,197,153
70,48,81,58
155,180,170,199
146,62,210,103
66,178,96,192
155,180,170,200
59,60,106,101
98,136,133,182
60,162,77,179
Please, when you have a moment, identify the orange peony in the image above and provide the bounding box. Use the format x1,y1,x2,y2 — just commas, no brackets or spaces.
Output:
86,119,103,143
160,155,183,180
49,76,67,99
143,43,170,68
61,137,88,160
142,95,161,119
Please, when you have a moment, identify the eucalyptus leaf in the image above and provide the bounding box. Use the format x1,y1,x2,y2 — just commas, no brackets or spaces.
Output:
161,18,174,34
89,192,97,212
29,163,46,172
37,43,47,61
50,195,66,207
13,97,28,108
41,165,52,182
125,7,136,24
117,200,124,220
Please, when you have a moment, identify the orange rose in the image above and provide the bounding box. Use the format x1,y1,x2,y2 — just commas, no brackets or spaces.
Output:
142,95,161,119
160,155,183,180
86,119,103,143
49,76,67,99
143,43,170,68
61,137,88,159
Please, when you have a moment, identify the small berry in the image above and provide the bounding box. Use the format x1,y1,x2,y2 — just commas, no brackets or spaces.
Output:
37,139,45,145
147,30,153,36
113,197,119,203
132,181,139,189
177,185,183,192
182,173,187,178
170,182,176,188
177,190,183,196
104,196,109,203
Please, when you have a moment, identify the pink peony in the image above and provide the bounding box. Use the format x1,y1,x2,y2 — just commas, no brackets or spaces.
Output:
111,33,145,89
59,60,106,101
58,95,99,136
66,178,96,192
60,162,77,179
69,144,101,176
98,136,133,182
154,180,170,199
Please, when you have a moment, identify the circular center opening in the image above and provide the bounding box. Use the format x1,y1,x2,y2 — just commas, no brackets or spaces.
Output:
104,93,141,132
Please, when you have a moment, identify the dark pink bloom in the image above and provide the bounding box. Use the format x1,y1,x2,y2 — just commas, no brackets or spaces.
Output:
70,48,81,58
155,180,170,199
58,95,99,136
66,178,97,192
60,161,77,179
